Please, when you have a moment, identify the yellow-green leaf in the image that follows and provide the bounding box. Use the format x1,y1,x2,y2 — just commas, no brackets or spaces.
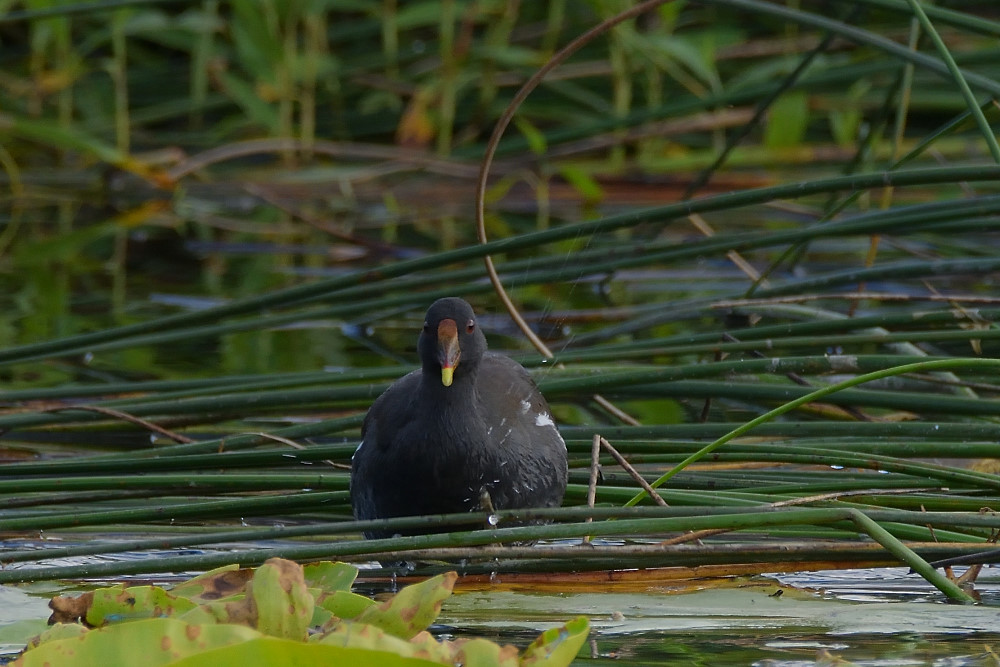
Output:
164,636,443,667
303,561,358,593
520,616,590,666
355,571,457,640
168,564,250,603
15,617,260,667
250,558,313,640
86,586,197,626
318,589,377,620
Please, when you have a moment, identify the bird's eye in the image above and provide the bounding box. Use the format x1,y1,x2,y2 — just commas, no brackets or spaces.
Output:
466,320,475,333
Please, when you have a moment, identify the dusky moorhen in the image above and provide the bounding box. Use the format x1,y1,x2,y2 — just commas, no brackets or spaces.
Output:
350,297,568,538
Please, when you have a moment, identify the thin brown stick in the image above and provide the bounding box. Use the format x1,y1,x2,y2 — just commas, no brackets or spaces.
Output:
39,406,194,444
584,433,602,544
600,436,668,507
221,431,348,469
473,1,669,428
687,213,766,285
592,395,641,426
586,434,601,512
474,0,668,352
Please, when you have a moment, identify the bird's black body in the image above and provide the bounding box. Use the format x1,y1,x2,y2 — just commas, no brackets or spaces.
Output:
350,297,568,538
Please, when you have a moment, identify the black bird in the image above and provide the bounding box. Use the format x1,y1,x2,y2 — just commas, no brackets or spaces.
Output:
350,297,568,538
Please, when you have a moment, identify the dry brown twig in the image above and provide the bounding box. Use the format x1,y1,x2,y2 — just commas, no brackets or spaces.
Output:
473,0,672,428
39,405,194,444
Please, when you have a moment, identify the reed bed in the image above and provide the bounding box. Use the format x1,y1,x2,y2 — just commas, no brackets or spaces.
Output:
0,1,999,603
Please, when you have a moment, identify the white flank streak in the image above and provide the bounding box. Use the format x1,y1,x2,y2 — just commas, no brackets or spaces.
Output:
535,412,555,427
520,399,531,414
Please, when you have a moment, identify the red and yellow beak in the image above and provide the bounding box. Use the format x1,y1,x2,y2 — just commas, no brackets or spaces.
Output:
437,319,461,387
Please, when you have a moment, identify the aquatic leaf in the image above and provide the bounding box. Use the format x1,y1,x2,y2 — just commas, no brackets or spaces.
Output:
318,620,419,656
14,617,259,667
49,585,197,627
176,559,311,633
177,594,250,627
23,621,85,650
408,630,453,663
519,616,590,667
452,637,519,667
168,564,252,603
355,571,457,639
303,560,358,592
163,636,443,667
250,557,313,640
297,562,360,629
85,586,197,626
310,603,334,628
318,589,377,620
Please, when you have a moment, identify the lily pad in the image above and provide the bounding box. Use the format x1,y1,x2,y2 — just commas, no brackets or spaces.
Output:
317,589,377,621
250,557,313,640
520,616,590,666
163,636,444,667
318,619,421,656
86,586,197,626
169,564,253,603
303,561,357,592
355,571,456,640
14,617,260,667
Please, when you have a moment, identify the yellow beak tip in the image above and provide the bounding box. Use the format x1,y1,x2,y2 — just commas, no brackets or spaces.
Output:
441,367,454,387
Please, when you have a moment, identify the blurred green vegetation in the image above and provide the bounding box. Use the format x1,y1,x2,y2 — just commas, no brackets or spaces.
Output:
2,1,998,380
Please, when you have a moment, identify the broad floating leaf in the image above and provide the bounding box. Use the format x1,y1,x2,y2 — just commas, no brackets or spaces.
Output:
164,636,443,667
317,589,377,621
27,561,587,666
303,560,358,593
24,622,84,650
319,620,421,657
86,586,197,626
15,617,260,667
168,564,251,603
520,616,590,666
251,557,314,640
451,637,519,667
355,571,457,640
